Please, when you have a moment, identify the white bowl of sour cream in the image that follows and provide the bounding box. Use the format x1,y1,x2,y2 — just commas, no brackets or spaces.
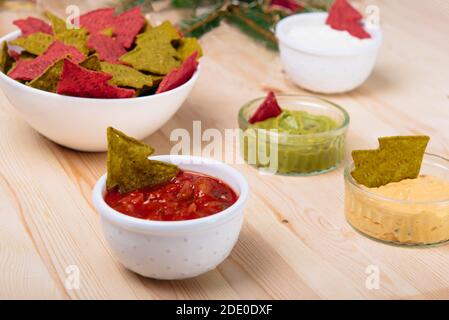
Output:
276,12,382,94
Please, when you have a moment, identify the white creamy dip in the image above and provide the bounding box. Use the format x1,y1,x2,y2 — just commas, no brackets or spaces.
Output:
287,24,371,52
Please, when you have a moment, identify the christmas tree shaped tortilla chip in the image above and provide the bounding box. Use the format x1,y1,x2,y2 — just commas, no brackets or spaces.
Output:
8,40,84,81
57,59,135,98
136,20,180,47
78,7,145,49
78,8,115,35
80,54,101,71
106,127,180,193
87,33,126,63
120,42,180,75
156,52,198,93
28,58,64,92
9,32,54,55
13,17,52,36
177,37,203,61
1,42,14,74
248,91,282,124
351,136,430,188
113,7,146,49
100,62,153,89
326,0,371,39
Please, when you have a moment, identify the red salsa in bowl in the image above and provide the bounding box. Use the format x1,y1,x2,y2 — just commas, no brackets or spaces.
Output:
105,170,238,221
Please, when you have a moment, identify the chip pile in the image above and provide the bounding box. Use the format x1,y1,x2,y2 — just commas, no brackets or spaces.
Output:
1,7,202,98
326,0,371,39
351,136,430,188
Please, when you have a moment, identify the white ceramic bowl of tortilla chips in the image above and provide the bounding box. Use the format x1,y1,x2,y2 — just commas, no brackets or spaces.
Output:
92,155,249,280
0,31,200,152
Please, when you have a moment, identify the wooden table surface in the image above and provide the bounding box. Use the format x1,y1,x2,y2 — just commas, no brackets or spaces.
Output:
1,0,449,299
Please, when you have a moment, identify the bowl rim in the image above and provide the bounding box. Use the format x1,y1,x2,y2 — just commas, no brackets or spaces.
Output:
92,155,249,232
238,94,350,141
344,153,449,205
0,30,201,102
275,12,383,57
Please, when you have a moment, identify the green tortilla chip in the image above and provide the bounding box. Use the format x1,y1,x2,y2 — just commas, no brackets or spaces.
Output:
80,54,101,71
45,11,67,35
9,32,54,55
57,28,89,55
120,43,180,75
28,58,64,92
0,42,14,74
100,62,153,89
106,127,180,193
177,37,202,61
120,20,181,75
351,136,430,188
136,21,180,46
45,11,89,55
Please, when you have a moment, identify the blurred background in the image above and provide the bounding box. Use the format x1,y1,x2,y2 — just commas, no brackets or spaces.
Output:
0,0,180,35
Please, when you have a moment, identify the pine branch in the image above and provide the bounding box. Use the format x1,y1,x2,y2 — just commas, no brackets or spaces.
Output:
179,3,226,38
177,0,331,50
226,3,278,50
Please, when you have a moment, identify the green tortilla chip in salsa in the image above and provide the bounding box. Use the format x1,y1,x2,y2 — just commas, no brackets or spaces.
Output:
104,128,238,221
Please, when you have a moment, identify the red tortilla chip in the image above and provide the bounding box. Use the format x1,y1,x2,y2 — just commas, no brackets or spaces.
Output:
78,7,144,49
113,7,146,49
156,52,198,94
13,17,52,36
8,40,85,81
78,8,115,35
57,59,135,98
87,33,126,63
326,0,371,39
248,91,282,124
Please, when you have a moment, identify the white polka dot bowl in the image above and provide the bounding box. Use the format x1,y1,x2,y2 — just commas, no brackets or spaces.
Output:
92,155,249,280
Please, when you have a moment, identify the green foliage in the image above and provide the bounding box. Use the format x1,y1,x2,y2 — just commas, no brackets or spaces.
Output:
226,3,283,50
179,3,225,38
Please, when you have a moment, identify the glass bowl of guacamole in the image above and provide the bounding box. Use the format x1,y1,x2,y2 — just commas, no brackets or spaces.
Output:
238,95,350,175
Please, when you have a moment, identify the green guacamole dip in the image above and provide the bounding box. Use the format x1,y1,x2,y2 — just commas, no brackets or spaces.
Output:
241,109,346,175
251,110,338,134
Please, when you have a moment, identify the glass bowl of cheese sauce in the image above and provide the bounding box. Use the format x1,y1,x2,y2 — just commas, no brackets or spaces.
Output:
345,153,449,247
238,95,349,176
